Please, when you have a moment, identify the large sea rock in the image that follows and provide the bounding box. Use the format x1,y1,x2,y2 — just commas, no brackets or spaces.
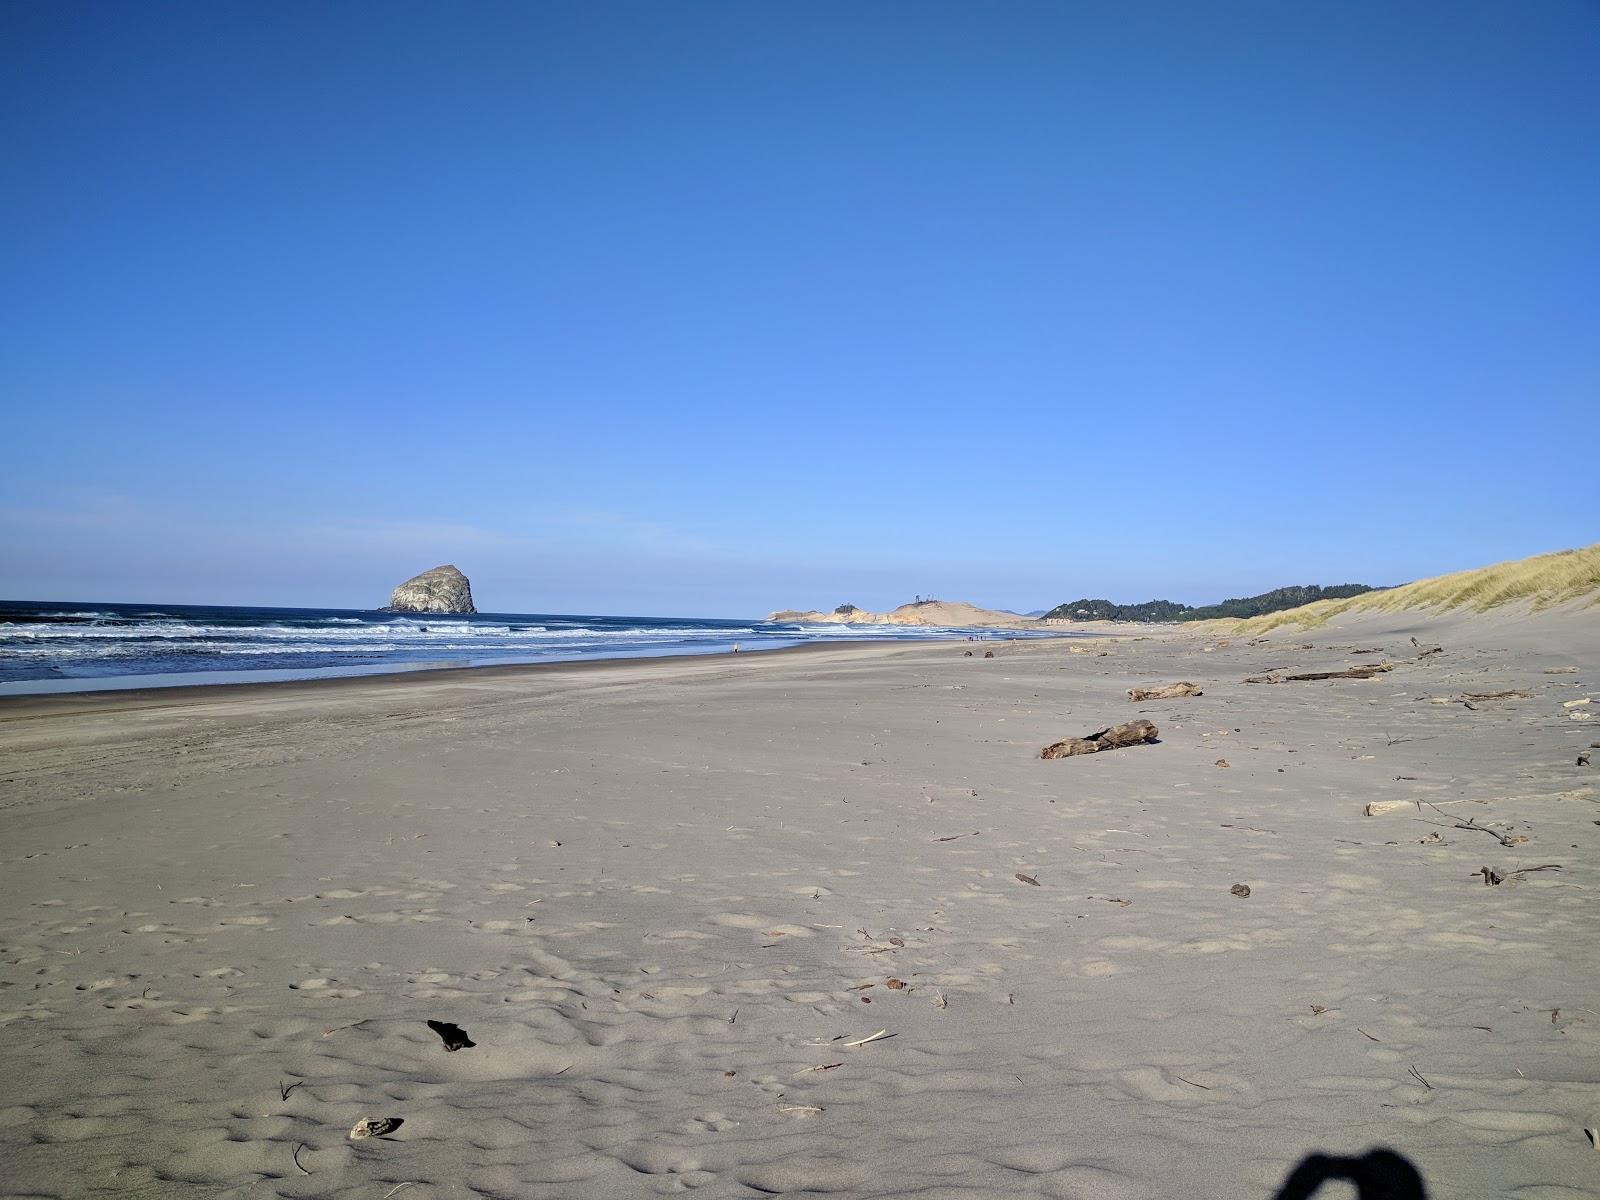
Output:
384,564,477,614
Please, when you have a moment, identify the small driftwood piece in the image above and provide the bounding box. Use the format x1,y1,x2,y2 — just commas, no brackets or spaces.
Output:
1477,864,1563,886
1459,690,1531,702
1247,662,1392,684
1127,682,1203,701
1041,719,1158,760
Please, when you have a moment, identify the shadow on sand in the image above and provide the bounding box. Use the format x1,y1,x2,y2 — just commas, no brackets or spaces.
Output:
1272,1147,1427,1200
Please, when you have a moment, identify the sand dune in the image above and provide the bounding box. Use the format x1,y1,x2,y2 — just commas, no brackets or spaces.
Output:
1226,543,1600,633
2,605,1597,1198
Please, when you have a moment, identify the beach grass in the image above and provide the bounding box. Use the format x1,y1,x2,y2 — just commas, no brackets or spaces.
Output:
1223,543,1600,632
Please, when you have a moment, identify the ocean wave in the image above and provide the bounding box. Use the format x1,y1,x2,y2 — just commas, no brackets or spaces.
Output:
0,624,766,654
0,603,1064,691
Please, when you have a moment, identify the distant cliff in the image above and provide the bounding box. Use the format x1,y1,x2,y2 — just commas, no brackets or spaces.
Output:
766,599,1042,629
1042,584,1378,624
383,564,477,614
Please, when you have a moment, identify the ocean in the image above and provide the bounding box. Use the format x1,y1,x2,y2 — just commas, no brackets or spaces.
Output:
0,601,1059,695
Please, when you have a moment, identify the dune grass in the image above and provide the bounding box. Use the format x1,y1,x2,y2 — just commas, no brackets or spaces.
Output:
1226,544,1600,633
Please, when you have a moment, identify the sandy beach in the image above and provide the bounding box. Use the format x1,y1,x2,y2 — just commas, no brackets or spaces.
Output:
2,608,1597,1199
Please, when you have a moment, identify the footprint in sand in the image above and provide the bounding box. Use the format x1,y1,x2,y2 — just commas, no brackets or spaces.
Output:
1449,1109,1570,1135
1116,1067,1204,1103
74,977,130,992
785,884,834,896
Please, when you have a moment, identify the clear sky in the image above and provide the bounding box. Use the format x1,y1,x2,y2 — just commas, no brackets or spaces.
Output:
3,2,1596,617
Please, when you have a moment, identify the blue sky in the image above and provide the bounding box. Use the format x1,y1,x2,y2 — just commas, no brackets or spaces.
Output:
3,2,1595,616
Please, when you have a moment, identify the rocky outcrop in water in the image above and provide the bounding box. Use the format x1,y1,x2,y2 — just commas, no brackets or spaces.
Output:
384,564,476,614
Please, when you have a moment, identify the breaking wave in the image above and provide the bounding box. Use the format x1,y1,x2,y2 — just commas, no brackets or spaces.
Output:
0,600,1057,693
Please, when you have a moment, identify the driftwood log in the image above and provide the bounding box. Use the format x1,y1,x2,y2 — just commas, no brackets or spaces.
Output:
1128,682,1203,701
1246,662,1393,684
1041,719,1158,760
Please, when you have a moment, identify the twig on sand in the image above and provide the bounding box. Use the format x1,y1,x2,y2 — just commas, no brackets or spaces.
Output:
279,1080,302,1101
1418,801,1520,847
1407,1065,1433,1091
383,1184,417,1199
292,1143,310,1175
1454,818,1519,847
1176,1075,1212,1090
934,831,980,842
777,1104,824,1116
842,1029,894,1048
321,1018,375,1038
1356,1028,1381,1042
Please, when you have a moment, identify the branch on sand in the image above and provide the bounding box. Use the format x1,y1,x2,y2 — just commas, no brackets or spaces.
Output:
1417,801,1523,847
1246,663,1393,684
1127,682,1203,701
1041,720,1159,760
1477,864,1563,886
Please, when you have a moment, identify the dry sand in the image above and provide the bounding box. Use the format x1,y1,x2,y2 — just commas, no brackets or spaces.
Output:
2,610,1597,1199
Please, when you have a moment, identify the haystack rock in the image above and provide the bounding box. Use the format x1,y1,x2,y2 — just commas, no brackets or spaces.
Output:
384,564,476,614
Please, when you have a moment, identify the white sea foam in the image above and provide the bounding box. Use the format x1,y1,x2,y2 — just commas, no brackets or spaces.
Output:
0,605,1060,692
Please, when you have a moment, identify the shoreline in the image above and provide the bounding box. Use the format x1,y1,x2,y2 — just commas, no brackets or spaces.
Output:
0,635,973,722
0,609,1084,705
